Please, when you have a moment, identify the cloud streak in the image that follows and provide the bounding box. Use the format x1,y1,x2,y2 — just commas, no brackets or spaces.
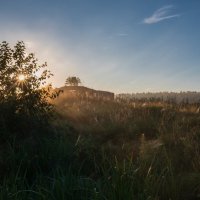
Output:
143,5,180,24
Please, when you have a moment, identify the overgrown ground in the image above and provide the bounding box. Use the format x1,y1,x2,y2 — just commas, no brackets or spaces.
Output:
0,98,200,199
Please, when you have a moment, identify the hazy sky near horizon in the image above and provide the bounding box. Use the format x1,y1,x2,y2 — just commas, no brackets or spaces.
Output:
0,0,200,93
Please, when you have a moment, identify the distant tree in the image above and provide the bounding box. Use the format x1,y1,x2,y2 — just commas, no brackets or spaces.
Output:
65,76,81,86
0,41,59,125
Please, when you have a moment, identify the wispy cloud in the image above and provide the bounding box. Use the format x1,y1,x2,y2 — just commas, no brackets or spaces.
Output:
143,5,180,24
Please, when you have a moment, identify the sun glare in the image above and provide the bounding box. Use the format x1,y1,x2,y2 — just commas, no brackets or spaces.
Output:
18,74,26,82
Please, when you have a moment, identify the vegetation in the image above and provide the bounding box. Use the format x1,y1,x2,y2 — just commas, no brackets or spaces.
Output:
0,41,200,199
65,76,82,86
0,41,60,138
117,92,200,104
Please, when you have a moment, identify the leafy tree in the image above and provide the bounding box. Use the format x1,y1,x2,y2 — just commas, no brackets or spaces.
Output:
0,41,59,134
65,76,81,86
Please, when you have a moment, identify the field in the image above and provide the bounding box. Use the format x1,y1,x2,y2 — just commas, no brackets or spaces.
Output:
0,98,200,200
1,0,200,198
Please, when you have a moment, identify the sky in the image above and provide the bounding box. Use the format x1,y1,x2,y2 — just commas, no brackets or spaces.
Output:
0,0,200,93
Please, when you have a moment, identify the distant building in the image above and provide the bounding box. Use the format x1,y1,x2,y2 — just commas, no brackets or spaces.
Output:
56,86,114,101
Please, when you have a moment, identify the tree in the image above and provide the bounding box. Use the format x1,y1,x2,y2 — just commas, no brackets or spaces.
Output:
0,41,59,129
65,76,81,86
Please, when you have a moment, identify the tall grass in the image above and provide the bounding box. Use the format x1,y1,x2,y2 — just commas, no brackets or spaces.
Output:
0,99,200,199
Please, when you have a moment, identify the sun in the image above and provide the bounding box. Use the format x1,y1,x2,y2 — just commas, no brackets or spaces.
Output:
18,74,26,82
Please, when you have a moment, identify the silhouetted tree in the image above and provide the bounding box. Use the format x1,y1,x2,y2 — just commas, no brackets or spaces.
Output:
0,41,59,133
65,76,81,86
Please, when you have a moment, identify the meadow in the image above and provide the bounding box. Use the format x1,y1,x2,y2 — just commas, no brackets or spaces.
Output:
0,97,200,200
1,0,200,198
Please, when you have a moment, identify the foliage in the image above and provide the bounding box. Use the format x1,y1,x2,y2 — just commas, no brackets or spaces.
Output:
0,116,200,199
65,76,81,86
0,41,59,135
0,98,200,199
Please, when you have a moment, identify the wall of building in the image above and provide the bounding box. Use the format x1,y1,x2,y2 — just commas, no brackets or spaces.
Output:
58,86,114,101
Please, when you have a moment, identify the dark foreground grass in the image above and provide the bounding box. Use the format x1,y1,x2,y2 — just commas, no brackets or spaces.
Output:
0,100,200,199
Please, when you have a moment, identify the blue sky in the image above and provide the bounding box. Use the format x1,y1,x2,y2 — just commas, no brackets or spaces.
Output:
0,0,200,93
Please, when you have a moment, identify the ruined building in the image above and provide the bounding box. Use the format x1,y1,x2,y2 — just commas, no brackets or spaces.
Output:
55,86,114,102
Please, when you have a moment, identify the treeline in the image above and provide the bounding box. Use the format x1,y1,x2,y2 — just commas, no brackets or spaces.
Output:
116,91,200,104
